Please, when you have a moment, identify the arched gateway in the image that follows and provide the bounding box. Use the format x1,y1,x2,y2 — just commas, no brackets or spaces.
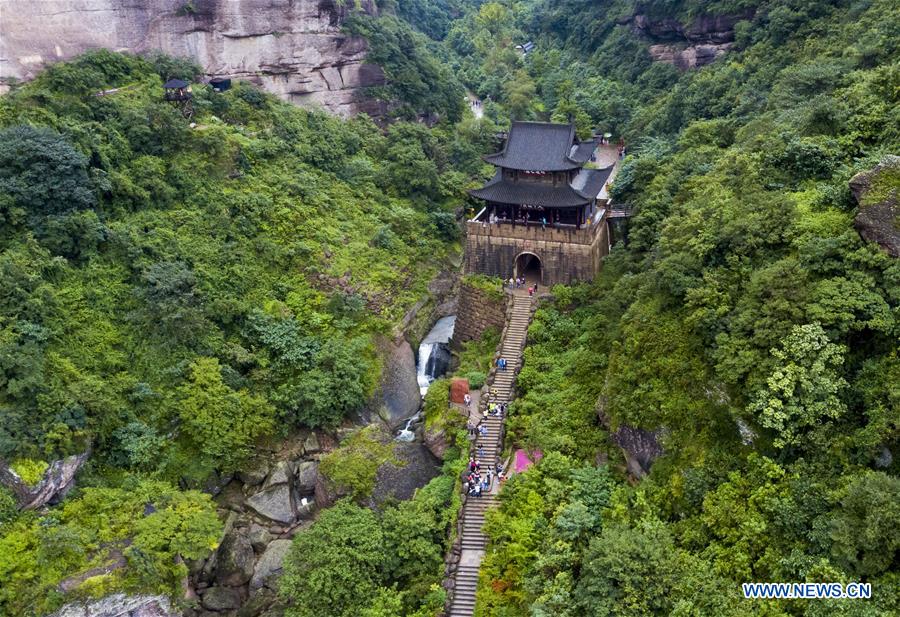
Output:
515,252,542,284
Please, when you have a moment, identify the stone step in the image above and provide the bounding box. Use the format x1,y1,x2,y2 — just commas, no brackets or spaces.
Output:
446,302,534,617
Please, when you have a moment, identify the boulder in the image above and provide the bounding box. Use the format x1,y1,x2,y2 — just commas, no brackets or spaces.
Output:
215,533,255,587
250,539,293,590
303,432,320,454
217,481,245,511
424,426,450,461
246,484,296,525
611,425,664,478
248,524,274,553
367,442,441,508
237,460,270,487
201,587,242,611
202,470,233,497
374,336,421,428
264,461,293,488
236,588,279,617
293,461,318,494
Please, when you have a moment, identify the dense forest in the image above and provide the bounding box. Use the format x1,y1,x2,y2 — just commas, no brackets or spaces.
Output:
0,0,898,615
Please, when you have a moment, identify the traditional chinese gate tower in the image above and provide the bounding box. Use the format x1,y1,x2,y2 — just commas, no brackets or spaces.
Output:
466,121,615,286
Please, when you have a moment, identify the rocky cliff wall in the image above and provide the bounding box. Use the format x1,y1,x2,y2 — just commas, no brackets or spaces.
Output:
623,9,754,69
0,0,385,116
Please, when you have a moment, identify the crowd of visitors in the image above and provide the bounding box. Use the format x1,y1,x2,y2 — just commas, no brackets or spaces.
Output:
465,456,505,497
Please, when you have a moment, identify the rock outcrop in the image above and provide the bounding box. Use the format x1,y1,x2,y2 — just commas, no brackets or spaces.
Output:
0,0,385,116
0,452,89,509
373,335,422,428
625,9,754,69
851,156,900,257
49,594,176,617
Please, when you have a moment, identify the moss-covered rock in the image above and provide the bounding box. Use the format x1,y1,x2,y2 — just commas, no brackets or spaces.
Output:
851,155,900,257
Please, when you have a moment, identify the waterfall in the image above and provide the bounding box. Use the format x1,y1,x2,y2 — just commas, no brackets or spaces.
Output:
416,315,456,396
396,413,420,442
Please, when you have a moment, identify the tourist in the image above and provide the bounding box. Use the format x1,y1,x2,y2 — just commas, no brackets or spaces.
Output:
541,216,546,230
478,445,485,458
534,282,538,293
479,425,488,437
464,393,471,408
528,286,534,297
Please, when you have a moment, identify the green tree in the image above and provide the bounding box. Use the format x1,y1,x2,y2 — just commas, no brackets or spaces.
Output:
0,126,95,231
748,323,847,449
176,357,275,472
279,500,387,617
504,70,537,120
828,471,900,578
318,426,399,502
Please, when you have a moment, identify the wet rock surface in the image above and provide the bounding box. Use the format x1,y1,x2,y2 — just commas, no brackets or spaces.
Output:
368,441,442,508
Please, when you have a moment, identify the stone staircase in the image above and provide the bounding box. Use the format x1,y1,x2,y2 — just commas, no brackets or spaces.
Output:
447,293,533,617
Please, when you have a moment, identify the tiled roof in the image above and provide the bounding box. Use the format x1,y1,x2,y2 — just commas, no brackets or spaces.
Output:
484,122,589,171
571,165,615,199
468,165,615,208
163,78,189,89
468,171,592,208
569,140,597,164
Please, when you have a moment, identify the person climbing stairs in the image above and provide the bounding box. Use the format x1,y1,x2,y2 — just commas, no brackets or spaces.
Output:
447,293,533,617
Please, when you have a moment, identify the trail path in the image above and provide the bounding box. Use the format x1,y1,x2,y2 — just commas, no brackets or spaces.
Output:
447,293,533,617
466,91,484,119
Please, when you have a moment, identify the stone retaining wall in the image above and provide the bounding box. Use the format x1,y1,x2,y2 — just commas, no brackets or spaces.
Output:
453,281,508,348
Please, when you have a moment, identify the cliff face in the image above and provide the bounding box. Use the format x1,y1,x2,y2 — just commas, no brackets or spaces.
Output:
624,10,755,69
0,0,385,116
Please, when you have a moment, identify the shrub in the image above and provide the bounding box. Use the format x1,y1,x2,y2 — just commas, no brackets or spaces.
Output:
319,426,400,501
10,459,48,486
462,273,505,301
0,487,17,524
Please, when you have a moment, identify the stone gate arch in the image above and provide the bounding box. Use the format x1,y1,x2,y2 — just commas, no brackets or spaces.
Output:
515,251,543,285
